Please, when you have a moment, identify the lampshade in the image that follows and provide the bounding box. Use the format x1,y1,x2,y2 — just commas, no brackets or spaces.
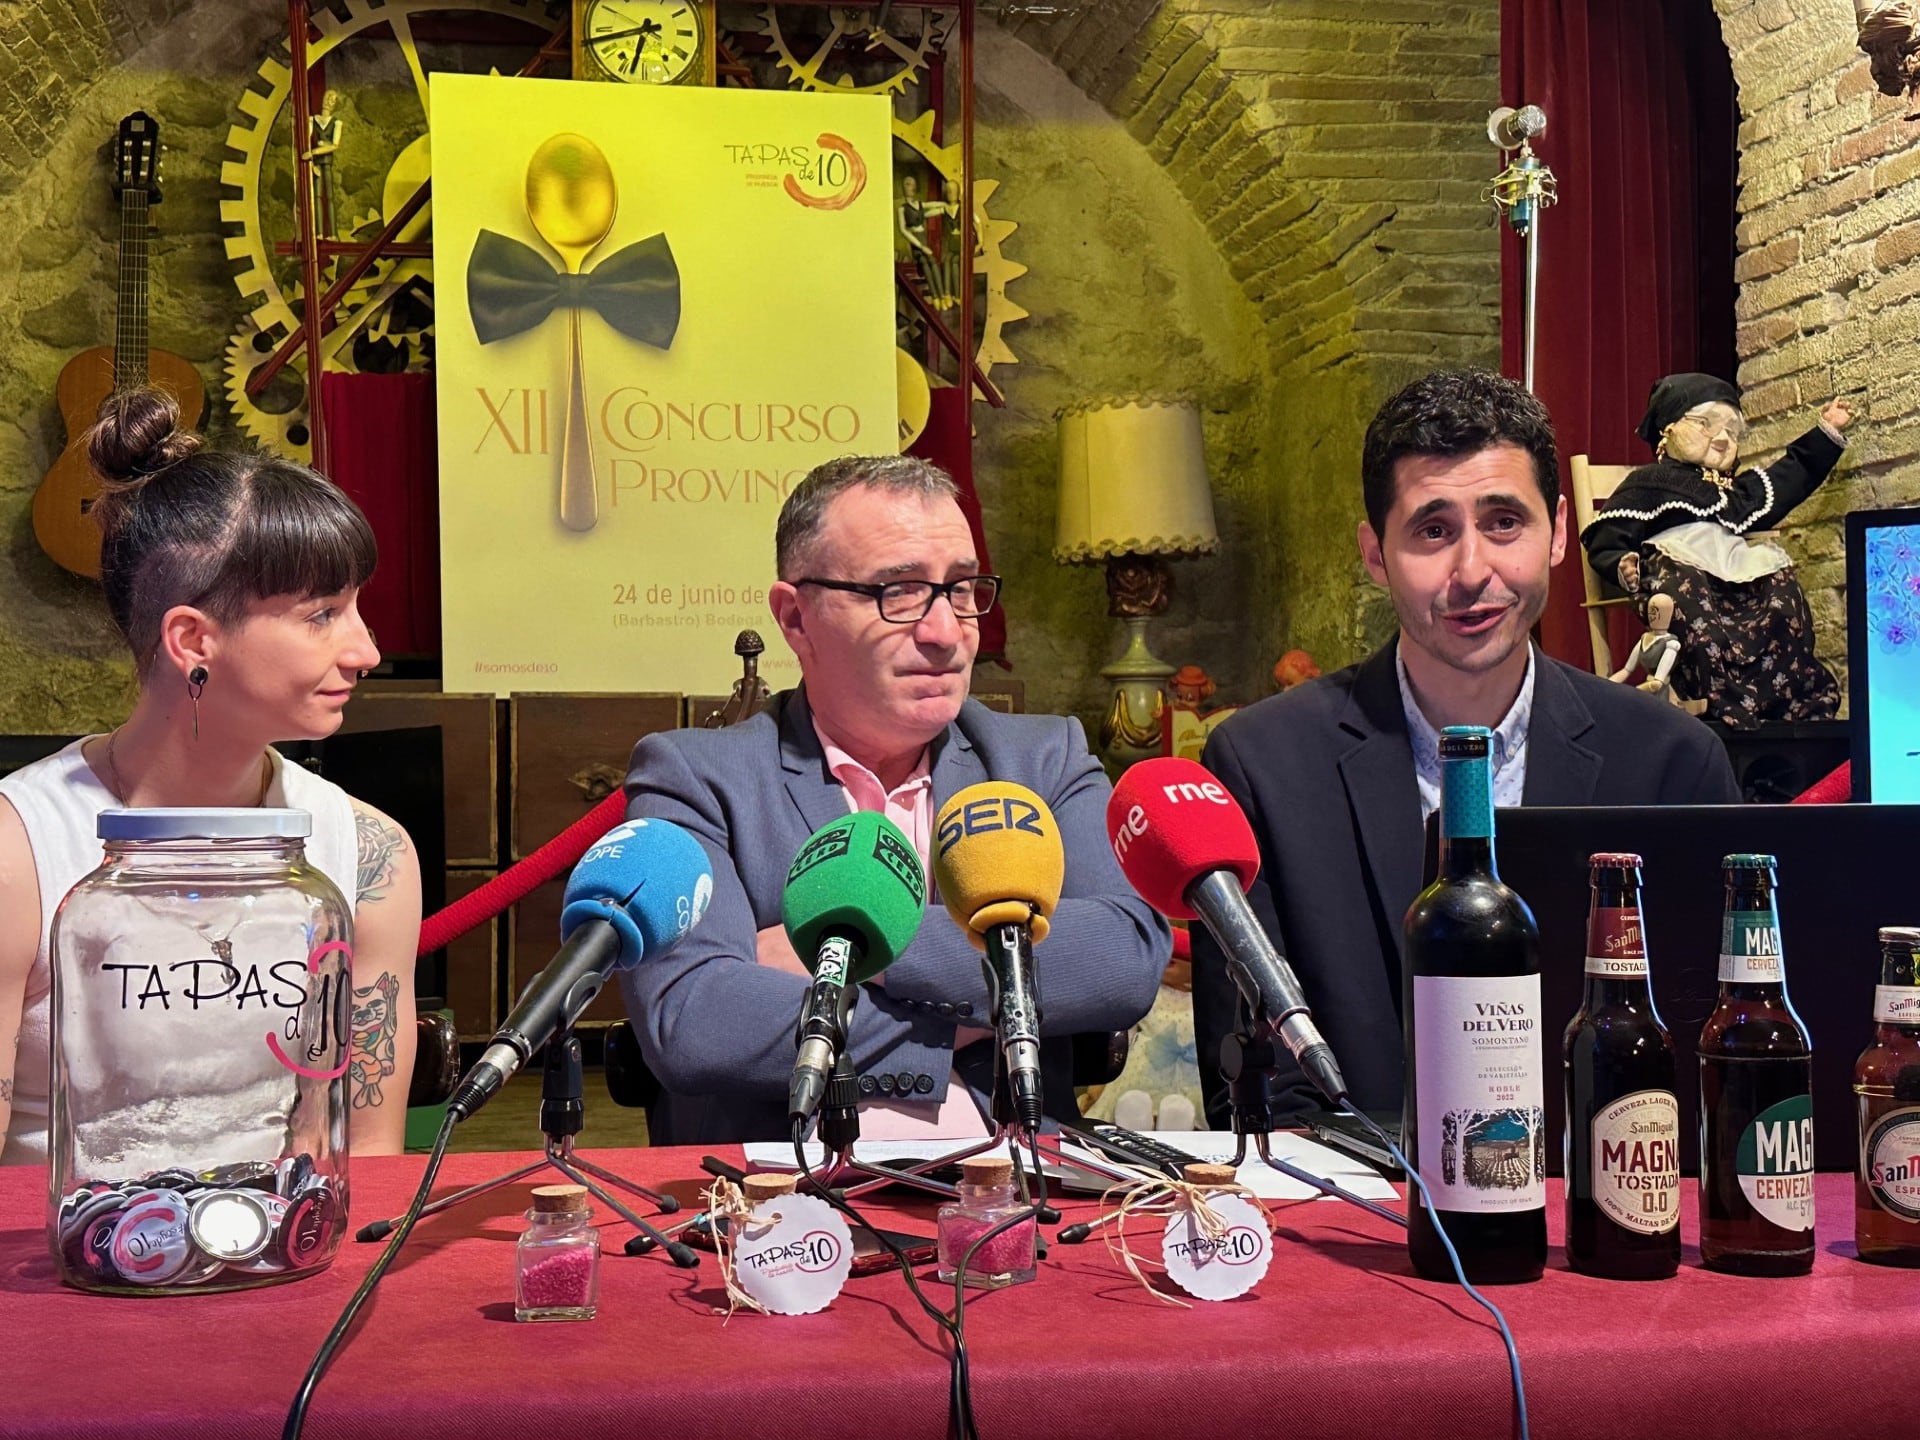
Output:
1054,398,1219,562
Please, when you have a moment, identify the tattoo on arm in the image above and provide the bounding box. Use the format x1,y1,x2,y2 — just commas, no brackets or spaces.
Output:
0,1077,12,1104
348,972,401,1110
355,808,403,906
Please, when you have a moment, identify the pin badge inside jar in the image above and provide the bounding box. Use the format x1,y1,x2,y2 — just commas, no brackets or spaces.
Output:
47,808,354,1293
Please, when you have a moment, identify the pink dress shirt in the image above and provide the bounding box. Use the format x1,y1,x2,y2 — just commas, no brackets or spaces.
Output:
812,718,988,1139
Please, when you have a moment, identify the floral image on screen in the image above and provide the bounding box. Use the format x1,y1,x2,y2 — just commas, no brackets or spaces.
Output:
1864,523,1920,804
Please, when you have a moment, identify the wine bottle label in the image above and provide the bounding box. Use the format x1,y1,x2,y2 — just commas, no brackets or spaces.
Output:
1735,1094,1815,1231
1590,1090,1680,1234
1874,986,1920,1026
1412,974,1545,1213
1863,1107,1920,1222
1718,909,1784,984
1585,906,1648,977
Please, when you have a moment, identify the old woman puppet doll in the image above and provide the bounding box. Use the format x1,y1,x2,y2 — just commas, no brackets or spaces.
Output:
1580,372,1853,728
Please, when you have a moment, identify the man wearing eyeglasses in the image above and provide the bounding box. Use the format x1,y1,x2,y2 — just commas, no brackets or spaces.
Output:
618,455,1170,1145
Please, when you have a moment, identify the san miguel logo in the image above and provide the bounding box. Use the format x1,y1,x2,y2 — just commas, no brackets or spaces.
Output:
725,134,867,210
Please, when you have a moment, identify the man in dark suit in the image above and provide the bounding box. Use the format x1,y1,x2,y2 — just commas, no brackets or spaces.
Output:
1192,370,1740,1128
620,456,1169,1146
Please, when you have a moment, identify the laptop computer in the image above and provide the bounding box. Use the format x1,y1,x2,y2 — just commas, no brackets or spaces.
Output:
1425,802,1920,1174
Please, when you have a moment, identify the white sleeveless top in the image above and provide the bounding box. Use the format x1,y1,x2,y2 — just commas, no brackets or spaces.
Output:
0,740,358,1164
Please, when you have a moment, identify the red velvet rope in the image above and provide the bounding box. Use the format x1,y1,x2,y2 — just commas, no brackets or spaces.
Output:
1790,760,1851,805
415,760,1852,958
417,789,628,955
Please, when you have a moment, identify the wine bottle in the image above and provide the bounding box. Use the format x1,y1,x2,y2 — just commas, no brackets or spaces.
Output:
1403,725,1546,1285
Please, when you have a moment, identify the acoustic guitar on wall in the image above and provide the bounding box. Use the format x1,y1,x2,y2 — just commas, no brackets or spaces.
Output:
32,111,206,579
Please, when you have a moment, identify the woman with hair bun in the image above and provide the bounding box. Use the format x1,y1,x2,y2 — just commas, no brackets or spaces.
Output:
0,388,419,1162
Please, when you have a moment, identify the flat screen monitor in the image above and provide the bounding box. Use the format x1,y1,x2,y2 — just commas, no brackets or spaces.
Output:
1847,506,1920,802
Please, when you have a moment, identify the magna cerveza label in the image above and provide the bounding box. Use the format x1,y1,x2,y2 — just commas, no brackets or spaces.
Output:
1737,1094,1815,1231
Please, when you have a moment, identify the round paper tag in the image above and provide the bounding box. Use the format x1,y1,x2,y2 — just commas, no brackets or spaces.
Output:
733,1193,854,1316
1160,1192,1272,1301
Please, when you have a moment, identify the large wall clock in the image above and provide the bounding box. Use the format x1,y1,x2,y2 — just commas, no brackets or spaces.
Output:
573,0,715,86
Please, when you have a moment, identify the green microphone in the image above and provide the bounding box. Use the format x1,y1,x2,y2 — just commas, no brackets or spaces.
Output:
782,811,927,1124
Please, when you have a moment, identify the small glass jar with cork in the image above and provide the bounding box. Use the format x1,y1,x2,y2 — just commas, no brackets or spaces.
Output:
936,1156,1037,1289
515,1184,600,1321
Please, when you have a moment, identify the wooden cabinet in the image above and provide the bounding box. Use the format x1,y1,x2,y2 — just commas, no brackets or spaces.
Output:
506,694,682,1027
337,688,498,865
441,869,499,1041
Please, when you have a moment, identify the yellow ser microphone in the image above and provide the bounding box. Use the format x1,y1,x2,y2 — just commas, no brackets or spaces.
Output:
933,782,1066,1130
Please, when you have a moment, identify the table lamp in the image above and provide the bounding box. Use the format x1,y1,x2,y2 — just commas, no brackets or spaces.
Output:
1054,397,1219,761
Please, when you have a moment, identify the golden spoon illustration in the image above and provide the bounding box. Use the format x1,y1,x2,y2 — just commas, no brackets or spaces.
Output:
526,134,618,533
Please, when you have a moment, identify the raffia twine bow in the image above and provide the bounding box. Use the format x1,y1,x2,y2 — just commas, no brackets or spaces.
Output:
701,1178,773,1321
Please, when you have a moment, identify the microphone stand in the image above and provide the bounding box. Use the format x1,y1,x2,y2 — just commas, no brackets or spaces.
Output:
853,920,1147,1224
1218,1002,1405,1227
1486,134,1558,392
355,1026,700,1264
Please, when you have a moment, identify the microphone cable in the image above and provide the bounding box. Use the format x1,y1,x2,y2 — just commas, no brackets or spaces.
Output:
793,1121,1051,1440
1340,1104,1530,1440
283,1107,460,1440
944,1129,1051,1440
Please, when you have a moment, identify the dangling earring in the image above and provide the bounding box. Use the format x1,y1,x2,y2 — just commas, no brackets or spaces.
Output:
187,665,208,742
1655,425,1673,462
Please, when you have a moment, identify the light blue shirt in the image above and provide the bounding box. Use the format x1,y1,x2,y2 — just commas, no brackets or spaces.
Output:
1396,645,1537,824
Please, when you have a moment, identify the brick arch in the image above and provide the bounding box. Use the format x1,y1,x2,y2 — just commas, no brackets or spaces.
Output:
0,0,200,199
1703,0,1920,675
999,2,1500,661
1001,2,1500,384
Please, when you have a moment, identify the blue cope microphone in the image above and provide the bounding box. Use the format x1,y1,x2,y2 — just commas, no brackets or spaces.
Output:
447,817,713,1120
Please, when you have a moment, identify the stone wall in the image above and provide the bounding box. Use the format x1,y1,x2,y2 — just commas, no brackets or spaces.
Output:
0,1,1508,735
1001,1,1504,675
1715,0,1920,697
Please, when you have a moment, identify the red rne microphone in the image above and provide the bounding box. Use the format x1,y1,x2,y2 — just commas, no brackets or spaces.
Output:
1106,758,1349,1104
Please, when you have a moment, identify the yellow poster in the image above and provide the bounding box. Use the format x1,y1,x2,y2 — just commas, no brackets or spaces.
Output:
432,75,896,696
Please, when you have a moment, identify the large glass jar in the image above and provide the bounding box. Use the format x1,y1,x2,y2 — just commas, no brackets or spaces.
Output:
48,809,353,1294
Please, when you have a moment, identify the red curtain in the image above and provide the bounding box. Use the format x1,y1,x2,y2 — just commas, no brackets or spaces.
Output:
322,371,442,656
913,385,1008,663
1501,0,1735,665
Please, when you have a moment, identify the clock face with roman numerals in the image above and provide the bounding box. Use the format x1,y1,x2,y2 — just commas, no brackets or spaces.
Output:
585,0,704,84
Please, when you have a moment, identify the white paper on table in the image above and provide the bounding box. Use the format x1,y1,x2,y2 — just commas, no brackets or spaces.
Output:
741,1138,1004,1173
742,1131,1398,1203
1054,1130,1400,1202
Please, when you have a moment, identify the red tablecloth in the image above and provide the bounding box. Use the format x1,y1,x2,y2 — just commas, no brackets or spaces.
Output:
0,1150,1906,1440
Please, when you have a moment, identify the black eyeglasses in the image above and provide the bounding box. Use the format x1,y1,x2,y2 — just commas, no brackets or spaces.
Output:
797,574,1002,623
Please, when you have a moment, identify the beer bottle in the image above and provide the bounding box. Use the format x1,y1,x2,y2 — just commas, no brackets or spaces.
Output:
1854,926,1920,1266
1698,854,1814,1276
1404,726,1546,1285
1563,853,1680,1278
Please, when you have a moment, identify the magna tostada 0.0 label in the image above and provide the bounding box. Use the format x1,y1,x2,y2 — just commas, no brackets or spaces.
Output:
1591,1089,1680,1234
1413,974,1545,1214
1863,1106,1920,1222
1736,1093,1815,1231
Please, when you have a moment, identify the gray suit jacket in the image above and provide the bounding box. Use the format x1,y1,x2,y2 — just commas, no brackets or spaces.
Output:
618,687,1171,1145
